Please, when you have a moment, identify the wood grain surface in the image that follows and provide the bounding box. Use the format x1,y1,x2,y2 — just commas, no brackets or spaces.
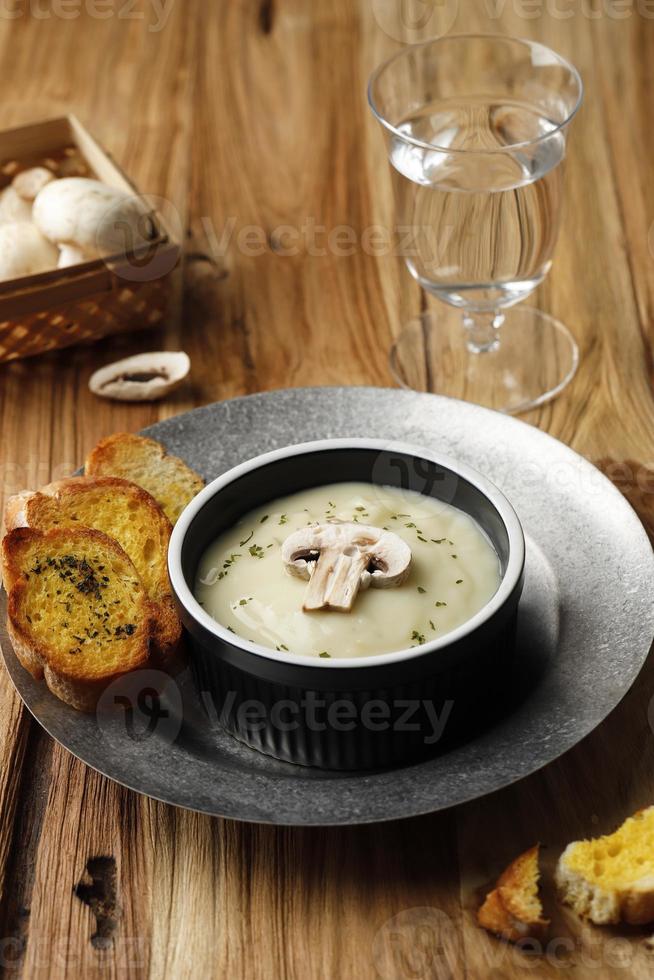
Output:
1,2,654,977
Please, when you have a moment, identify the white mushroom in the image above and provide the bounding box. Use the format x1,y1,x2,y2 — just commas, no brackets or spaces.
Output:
88,351,190,402
57,244,93,268
33,177,155,259
282,521,412,612
0,185,32,224
0,168,56,226
12,166,55,202
0,222,59,280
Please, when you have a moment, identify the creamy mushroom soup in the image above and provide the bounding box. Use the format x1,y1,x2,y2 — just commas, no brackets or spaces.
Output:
194,482,502,659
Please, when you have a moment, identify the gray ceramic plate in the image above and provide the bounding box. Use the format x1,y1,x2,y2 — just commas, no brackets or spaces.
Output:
2,387,653,825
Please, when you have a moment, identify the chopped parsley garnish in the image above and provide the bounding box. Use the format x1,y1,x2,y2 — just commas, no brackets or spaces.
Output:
248,544,265,559
32,554,107,602
417,586,426,594
411,630,425,644
456,579,463,585
260,514,269,523
278,514,288,525
319,651,331,658
239,530,254,547
114,623,136,636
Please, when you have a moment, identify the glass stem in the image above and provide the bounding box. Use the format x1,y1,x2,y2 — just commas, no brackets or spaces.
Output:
462,310,504,354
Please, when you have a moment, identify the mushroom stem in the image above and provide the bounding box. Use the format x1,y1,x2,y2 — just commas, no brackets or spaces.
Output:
303,546,369,612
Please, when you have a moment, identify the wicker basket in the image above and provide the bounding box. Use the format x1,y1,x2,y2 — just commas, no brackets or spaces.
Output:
0,115,180,363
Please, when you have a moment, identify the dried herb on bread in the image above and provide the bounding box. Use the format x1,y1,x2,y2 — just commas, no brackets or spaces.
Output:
4,476,180,659
2,526,157,711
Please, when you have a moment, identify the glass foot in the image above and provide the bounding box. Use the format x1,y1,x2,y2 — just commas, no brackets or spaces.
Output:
389,306,579,415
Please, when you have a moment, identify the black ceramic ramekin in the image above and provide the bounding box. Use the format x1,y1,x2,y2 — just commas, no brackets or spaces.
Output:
169,439,525,770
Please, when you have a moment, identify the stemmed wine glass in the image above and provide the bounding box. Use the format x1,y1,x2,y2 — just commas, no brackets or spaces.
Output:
368,34,583,414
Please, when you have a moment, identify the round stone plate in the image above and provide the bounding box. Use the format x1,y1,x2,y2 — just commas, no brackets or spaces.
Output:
2,387,653,825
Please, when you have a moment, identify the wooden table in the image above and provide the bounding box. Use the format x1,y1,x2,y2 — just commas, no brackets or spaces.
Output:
1,2,653,977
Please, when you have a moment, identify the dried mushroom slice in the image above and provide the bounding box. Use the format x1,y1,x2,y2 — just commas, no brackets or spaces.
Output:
88,351,190,402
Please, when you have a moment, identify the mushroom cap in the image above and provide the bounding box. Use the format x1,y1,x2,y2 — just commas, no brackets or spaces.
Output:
33,177,154,256
12,166,55,202
282,521,412,588
0,185,32,224
88,351,191,402
0,222,59,280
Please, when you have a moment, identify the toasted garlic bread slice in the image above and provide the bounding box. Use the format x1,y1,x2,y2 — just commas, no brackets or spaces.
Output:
85,433,204,524
556,807,654,925
478,845,550,942
4,476,180,659
3,526,156,711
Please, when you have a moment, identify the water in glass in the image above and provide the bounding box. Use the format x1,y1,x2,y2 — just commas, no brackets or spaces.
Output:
390,97,565,313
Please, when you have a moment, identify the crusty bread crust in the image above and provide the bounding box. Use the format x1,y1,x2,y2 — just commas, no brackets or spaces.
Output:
478,845,549,943
2,525,35,591
85,432,204,525
6,608,146,713
3,490,32,534
3,526,156,712
4,476,181,661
